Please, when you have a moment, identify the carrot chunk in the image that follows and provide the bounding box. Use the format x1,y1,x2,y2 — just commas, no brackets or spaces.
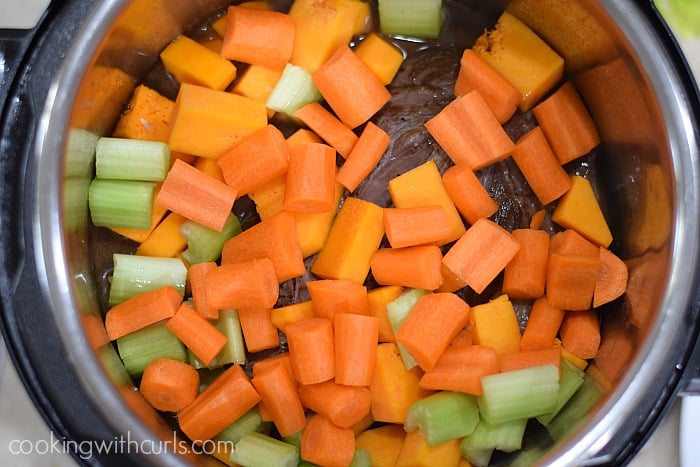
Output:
204,258,279,310
140,358,200,413
501,228,550,300
156,159,237,232
219,5,295,71
442,165,498,226
312,44,392,129
307,279,369,320
383,205,452,249
237,307,280,353
188,261,219,320
178,364,261,442
419,345,500,396
498,347,562,374
442,218,520,294
520,296,565,351
593,247,629,308
337,121,391,192
559,309,601,360
335,313,379,386
370,246,444,291
166,303,228,366
105,285,182,341
298,380,372,428
395,293,471,372
293,102,359,158
286,317,335,385
251,361,306,437
283,142,337,213
301,414,356,467
217,124,290,197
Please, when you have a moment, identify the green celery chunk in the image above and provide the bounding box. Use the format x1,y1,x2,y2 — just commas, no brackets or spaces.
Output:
116,322,186,377
537,359,585,425
386,288,429,370
180,214,242,264
231,432,299,467
266,63,322,117
108,253,187,306
546,373,606,442
88,179,156,230
65,128,98,178
378,0,444,39
216,407,264,445
404,391,479,446
478,364,560,425
95,136,170,181
460,418,528,466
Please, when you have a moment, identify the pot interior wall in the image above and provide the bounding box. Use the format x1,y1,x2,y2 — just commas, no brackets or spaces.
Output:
47,0,689,465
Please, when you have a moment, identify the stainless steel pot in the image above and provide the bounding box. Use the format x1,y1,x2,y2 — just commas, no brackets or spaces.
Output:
2,0,700,465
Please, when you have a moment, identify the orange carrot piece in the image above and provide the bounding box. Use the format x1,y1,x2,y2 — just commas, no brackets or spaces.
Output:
367,285,404,343
312,45,392,129
286,317,335,385
593,316,634,384
287,127,323,148
470,295,522,355
425,90,516,170
442,218,520,294
546,253,601,311
454,49,521,124
307,279,369,320
532,81,600,164
419,345,499,396
168,83,268,160
311,196,385,284
520,296,566,351
530,209,546,230
298,381,372,428
395,293,471,372
498,347,562,374
593,247,629,308
204,258,279,310
383,205,452,249
139,357,200,412
179,364,261,442
105,286,182,341
270,300,315,332
217,124,290,197
156,159,237,232
501,228,550,300
550,228,600,257
512,126,572,205
237,307,280,353
559,309,601,360
388,160,466,246
251,360,306,436
219,5,294,71
336,122,391,192
293,102,359,158
283,142,337,213
449,328,473,348
301,414,356,467
335,313,379,386
370,246,444,291
370,342,433,424
188,261,219,320
221,211,305,282
441,165,498,225
166,303,227,366
252,352,295,381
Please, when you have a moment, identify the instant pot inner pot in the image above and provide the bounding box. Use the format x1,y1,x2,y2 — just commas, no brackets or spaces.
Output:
35,0,700,465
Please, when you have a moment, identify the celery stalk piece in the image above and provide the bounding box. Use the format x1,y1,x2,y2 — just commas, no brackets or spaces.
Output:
386,288,429,370
404,391,479,446
108,254,188,306
188,309,246,368
64,177,92,232
88,179,156,230
460,417,528,466
266,63,322,117
95,137,170,181
545,373,606,442
378,0,444,39
180,214,242,264
350,447,372,467
537,359,585,425
231,432,299,467
97,343,131,387
65,128,98,178
116,322,187,377
478,364,560,425
216,407,263,444
654,0,700,38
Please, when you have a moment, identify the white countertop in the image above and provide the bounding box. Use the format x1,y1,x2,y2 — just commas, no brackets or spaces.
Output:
0,2,699,466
